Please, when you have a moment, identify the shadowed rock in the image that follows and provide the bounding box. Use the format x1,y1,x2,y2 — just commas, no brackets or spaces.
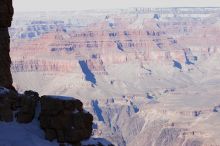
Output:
0,88,39,122
0,0,15,90
39,95,93,145
16,90,40,123
0,88,94,145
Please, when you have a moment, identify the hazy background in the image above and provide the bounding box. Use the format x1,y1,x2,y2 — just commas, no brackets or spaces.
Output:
14,0,220,11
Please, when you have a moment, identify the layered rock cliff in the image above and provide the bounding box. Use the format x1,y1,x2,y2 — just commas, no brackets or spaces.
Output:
10,8,220,76
8,7,220,146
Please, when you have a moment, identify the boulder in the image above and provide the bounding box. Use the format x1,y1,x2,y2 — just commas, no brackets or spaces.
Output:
0,87,40,123
39,95,93,144
0,87,16,122
16,90,39,123
0,108,13,122
45,129,57,141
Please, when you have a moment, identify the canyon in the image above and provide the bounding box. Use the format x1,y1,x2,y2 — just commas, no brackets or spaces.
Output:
6,7,220,146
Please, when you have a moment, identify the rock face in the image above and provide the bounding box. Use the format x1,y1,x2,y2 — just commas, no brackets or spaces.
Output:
0,0,14,90
0,87,94,145
0,28,14,89
0,88,39,123
0,87,15,122
16,90,39,123
10,8,220,78
39,95,93,144
0,0,14,28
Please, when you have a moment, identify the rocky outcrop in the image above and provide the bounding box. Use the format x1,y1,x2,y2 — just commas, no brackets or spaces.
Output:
0,88,39,122
0,87,15,122
0,0,14,28
16,90,39,123
39,95,93,145
0,0,14,90
0,87,94,145
0,28,14,89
